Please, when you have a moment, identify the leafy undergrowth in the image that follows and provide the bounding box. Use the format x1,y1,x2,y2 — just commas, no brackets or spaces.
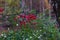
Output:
1,9,60,40
0,17,60,40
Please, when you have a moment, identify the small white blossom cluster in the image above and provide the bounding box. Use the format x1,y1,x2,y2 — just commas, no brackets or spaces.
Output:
38,35,42,39
16,24,19,26
26,38,29,40
30,36,32,39
0,33,7,38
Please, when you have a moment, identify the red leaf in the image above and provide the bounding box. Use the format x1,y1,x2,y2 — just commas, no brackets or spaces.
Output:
0,8,4,12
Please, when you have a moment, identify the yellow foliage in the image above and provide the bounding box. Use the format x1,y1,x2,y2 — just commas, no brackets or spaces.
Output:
6,0,20,7
6,0,12,4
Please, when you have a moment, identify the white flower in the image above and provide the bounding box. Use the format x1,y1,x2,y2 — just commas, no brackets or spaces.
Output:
30,36,32,39
8,28,10,30
16,24,19,26
38,36,40,38
1,34,4,36
40,30,42,31
33,33,36,36
40,35,42,37
38,35,42,38
36,30,38,32
4,35,7,38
